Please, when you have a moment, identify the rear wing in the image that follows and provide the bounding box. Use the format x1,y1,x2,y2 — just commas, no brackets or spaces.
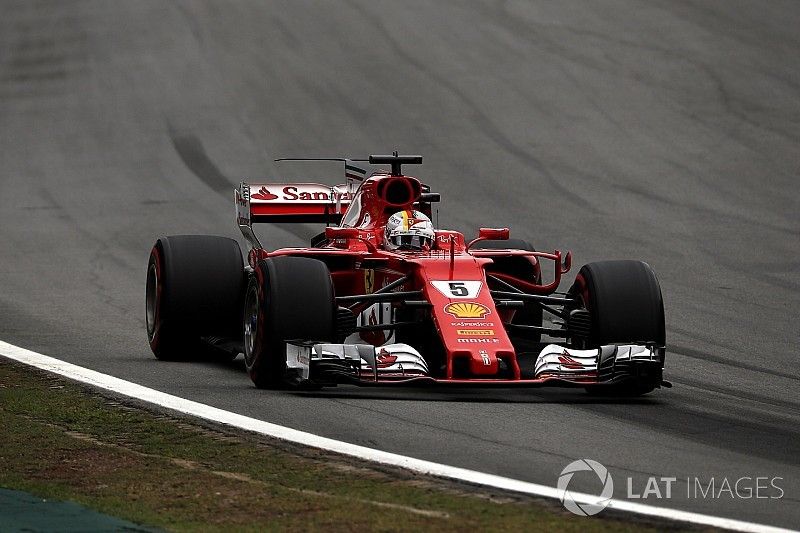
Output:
235,182,356,247
237,182,355,223
235,158,367,249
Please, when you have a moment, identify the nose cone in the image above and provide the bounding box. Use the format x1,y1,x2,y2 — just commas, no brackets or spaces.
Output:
467,347,500,375
417,256,518,379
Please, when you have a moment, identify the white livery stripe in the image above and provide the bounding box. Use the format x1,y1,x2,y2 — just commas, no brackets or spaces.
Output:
0,339,792,533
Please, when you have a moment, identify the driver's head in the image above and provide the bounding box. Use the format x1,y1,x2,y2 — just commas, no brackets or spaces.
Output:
384,210,435,251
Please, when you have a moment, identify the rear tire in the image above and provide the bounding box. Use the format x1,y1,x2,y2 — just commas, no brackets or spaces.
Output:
146,235,245,361
474,239,543,345
244,256,335,389
568,260,665,396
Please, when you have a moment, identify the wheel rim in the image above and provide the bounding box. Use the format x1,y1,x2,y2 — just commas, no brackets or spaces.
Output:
243,283,259,364
145,262,158,340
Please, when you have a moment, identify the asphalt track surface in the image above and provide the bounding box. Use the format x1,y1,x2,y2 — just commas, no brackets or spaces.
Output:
1,1,798,529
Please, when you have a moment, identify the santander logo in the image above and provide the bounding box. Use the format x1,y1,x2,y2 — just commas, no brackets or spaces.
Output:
251,186,279,200
376,349,398,368
558,351,585,369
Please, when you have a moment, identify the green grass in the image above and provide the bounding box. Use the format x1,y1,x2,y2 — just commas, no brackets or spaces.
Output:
0,359,686,532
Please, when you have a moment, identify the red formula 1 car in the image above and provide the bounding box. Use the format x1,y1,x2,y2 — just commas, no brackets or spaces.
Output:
146,154,667,395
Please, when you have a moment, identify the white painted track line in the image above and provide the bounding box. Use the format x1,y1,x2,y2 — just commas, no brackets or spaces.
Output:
0,340,792,533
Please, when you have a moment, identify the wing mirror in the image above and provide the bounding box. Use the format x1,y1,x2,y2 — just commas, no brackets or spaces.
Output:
325,227,359,240
466,227,510,250
478,227,509,240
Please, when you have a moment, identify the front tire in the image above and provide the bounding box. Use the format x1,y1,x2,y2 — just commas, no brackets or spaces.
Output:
244,256,336,389
568,260,665,396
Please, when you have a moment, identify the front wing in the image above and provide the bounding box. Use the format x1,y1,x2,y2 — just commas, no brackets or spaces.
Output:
285,341,665,389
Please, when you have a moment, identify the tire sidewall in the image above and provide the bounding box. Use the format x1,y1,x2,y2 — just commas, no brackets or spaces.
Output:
146,244,165,353
245,260,284,388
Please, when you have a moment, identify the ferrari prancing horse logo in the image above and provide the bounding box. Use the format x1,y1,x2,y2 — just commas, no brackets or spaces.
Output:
364,269,375,294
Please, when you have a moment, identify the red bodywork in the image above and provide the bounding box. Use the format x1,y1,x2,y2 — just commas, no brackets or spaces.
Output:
239,172,589,386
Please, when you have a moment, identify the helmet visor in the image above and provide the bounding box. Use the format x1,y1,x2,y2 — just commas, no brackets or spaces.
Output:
390,234,432,250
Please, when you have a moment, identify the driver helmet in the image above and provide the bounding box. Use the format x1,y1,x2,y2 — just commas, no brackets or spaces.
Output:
384,210,435,250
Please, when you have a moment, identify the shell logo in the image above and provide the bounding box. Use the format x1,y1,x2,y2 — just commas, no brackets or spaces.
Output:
444,302,491,319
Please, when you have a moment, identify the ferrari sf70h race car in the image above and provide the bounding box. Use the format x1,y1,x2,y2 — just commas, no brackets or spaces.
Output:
146,154,667,396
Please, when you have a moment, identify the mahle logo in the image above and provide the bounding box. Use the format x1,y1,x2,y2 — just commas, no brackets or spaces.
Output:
557,459,614,516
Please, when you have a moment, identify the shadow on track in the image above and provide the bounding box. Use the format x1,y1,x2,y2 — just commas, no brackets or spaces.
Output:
289,388,663,405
